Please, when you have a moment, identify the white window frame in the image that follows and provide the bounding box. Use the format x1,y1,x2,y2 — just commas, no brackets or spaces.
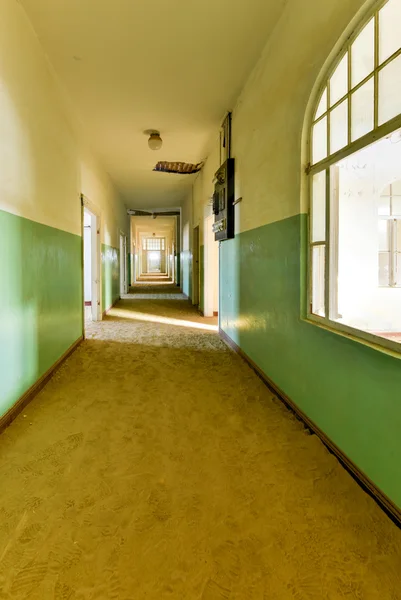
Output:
307,0,401,356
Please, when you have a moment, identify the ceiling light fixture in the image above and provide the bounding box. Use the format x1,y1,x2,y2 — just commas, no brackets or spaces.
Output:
148,131,163,151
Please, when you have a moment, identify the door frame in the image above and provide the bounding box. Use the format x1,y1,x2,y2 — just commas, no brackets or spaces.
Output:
192,225,200,306
81,194,101,324
120,231,128,295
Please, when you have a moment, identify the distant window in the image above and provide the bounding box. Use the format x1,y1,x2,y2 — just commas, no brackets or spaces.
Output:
143,237,165,251
308,0,401,349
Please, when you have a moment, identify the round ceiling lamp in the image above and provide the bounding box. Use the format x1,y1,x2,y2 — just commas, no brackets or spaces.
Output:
148,131,163,151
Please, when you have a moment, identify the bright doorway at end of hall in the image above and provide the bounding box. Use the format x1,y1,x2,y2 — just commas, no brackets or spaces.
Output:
204,215,219,317
83,207,100,324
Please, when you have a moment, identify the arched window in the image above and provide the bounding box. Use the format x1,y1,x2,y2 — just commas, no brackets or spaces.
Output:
308,0,401,350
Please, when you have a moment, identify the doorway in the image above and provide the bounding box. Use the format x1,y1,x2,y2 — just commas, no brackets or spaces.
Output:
120,233,128,295
192,225,200,306
204,214,219,317
83,205,101,325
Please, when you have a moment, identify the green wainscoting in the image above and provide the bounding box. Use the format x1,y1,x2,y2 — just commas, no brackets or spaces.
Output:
101,244,120,312
199,244,204,313
0,209,82,418
220,214,401,509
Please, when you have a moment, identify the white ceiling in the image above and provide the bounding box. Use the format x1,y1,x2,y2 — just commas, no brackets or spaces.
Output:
20,0,286,209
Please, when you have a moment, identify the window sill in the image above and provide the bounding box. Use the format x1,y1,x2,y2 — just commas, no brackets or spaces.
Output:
303,314,401,361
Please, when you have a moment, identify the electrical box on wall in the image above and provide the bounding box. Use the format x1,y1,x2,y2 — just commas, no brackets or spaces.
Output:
212,158,235,241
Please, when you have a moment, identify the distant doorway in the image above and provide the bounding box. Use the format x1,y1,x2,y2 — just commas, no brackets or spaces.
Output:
148,251,162,273
83,205,100,325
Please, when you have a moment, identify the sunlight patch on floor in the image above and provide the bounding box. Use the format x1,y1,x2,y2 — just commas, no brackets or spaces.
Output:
109,307,218,331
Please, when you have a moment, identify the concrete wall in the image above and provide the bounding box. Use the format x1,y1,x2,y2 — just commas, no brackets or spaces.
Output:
181,0,401,510
0,0,128,419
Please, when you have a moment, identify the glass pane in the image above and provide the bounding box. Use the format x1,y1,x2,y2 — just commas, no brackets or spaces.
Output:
330,53,348,106
312,171,326,242
351,77,374,141
315,88,327,120
378,196,391,215
379,0,401,64
312,245,325,316
351,18,375,87
378,52,401,125
330,100,348,154
382,184,391,195
312,117,327,164
379,219,390,251
379,252,391,286
392,196,401,214
392,180,401,195
395,252,401,285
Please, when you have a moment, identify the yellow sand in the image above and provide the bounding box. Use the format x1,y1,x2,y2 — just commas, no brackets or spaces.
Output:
1,283,401,599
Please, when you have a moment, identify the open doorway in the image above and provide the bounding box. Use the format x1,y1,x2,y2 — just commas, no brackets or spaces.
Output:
83,205,101,326
120,232,128,295
204,214,219,317
192,226,200,307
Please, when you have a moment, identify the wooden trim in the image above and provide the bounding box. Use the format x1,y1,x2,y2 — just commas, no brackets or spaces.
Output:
219,328,401,528
0,336,83,435
102,298,119,318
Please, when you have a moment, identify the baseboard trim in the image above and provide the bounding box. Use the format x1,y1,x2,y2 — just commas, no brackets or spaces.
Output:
102,298,119,318
219,327,401,528
0,336,83,435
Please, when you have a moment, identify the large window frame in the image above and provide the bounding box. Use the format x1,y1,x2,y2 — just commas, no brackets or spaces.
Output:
307,0,401,355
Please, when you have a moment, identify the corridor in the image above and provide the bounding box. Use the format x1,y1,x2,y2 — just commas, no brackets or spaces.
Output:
1,285,401,599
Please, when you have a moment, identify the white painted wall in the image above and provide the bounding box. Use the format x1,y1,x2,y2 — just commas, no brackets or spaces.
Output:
0,0,128,244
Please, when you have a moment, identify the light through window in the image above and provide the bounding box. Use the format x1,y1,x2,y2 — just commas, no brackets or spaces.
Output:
309,0,401,349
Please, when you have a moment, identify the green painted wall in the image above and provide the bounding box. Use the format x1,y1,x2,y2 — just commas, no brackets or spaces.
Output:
102,244,120,312
199,244,205,313
220,214,401,510
0,209,82,419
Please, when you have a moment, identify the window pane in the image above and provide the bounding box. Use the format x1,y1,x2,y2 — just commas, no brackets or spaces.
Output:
312,171,326,242
379,0,401,64
351,77,374,141
330,100,348,154
312,117,327,164
379,219,390,250
378,196,391,215
395,220,401,285
392,180,401,195
315,88,327,120
312,245,325,316
379,252,391,286
392,196,401,214
378,53,401,125
330,53,348,106
351,18,375,87
332,133,401,335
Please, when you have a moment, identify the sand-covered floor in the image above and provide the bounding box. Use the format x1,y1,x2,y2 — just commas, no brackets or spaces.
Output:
1,283,401,599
